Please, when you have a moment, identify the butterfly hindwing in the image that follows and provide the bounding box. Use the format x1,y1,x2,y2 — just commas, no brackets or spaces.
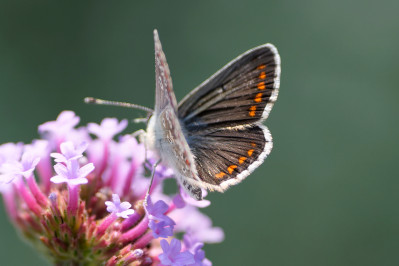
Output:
183,124,272,192
178,44,280,130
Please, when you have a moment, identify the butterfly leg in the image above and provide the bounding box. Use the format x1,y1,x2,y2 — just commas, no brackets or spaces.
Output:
133,118,148,124
133,111,152,124
144,158,161,206
132,129,146,139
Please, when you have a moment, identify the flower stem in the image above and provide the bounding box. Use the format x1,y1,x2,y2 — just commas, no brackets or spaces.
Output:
16,180,41,216
27,175,48,207
119,216,149,243
2,189,17,222
122,160,138,197
67,185,79,216
133,232,153,249
121,212,141,231
96,213,117,237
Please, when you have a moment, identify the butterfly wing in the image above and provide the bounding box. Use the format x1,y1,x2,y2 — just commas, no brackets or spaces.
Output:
158,107,203,199
178,44,280,128
154,30,178,113
152,30,202,199
178,44,280,191
182,124,272,192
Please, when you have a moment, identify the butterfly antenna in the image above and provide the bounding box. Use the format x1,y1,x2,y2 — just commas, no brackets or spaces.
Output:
84,97,153,113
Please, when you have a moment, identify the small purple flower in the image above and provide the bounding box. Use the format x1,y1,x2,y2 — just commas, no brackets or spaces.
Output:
0,142,23,165
50,161,94,186
87,118,128,140
145,195,168,220
38,111,80,137
145,195,175,224
105,194,135,219
173,192,186,209
115,135,145,163
51,141,88,163
159,238,195,266
187,242,212,266
0,152,40,184
170,206,224,244
148,219,174,239
24,140,53,192
177,187,210,208
24,140,50,158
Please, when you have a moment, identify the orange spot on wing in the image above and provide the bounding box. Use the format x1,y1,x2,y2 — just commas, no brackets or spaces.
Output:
257,64,266,70
251,143,257,147
257,82,266,90
249,106,257,116
239,157,247,164
248,149,254,156
259,71,266,79
254,93,262,103
227,165,237,174
215,172,226,179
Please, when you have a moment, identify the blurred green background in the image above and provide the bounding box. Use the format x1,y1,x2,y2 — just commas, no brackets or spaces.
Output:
1,1,398,265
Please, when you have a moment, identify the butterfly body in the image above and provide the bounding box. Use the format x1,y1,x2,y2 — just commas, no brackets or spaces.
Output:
145,30,281,200
146,107,201,197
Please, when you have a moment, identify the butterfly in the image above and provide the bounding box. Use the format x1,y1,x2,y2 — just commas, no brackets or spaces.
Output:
143,30,281,200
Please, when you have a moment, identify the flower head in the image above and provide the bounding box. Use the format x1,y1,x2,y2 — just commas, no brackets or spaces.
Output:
0,111,222,265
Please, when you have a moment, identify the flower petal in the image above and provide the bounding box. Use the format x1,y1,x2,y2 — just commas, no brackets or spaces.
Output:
78,163,95,179
50,175,68,184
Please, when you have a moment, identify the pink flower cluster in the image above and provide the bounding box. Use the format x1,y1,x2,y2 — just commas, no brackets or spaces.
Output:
0,111,223,265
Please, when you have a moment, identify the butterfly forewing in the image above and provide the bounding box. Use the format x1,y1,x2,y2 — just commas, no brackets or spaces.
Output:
154,30,178,113
152,30,203,200
178,44,280,130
